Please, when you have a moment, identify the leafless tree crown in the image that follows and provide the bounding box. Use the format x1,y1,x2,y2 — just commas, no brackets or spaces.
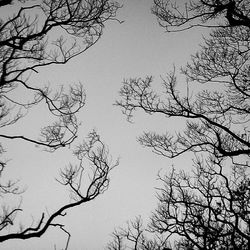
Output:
0,0,120,248
112,0,250,249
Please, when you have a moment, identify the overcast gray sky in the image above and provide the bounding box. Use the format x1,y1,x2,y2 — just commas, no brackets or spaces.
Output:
1,0,204,249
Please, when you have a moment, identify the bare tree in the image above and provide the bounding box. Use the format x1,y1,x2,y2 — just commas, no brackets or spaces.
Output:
0,0,120,150
106,158,250,250
106,216,170,250
0,0,120,247
116,16,250,166
1,130,118,242
113,0,250,249
150,157,250,249
152,0,250,32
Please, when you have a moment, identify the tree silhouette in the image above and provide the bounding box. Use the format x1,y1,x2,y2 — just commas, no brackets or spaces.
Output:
112,0,250,249
117,26,250,162
152,0,250,31
106,216,170,250
149,157,250,249
0,0,120,248
106,159,250,249
116,2,250,170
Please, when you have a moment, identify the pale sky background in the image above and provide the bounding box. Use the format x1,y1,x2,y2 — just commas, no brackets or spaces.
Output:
1,0,205,249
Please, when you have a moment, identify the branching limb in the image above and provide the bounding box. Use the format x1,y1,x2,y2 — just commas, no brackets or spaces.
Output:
0,131,118,242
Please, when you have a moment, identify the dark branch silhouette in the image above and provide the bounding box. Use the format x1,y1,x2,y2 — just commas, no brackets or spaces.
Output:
0,0,120,248
149,157,250,249
106,216,170,250
0,131,118,243
106,158,250,249
116,26,250,161
111,1,250,249
0,0,12,7
152,0,250,32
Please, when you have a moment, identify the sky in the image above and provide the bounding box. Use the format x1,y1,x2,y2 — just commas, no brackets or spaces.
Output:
1,0,205,249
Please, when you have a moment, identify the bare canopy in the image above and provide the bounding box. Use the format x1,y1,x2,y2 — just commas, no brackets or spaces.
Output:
0,0,120,248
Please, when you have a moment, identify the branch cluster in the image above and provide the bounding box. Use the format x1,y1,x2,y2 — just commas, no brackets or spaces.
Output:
0,131,118,243
0,0,120,247
152,0,250,31
113,0,250,249
116,25,250,161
